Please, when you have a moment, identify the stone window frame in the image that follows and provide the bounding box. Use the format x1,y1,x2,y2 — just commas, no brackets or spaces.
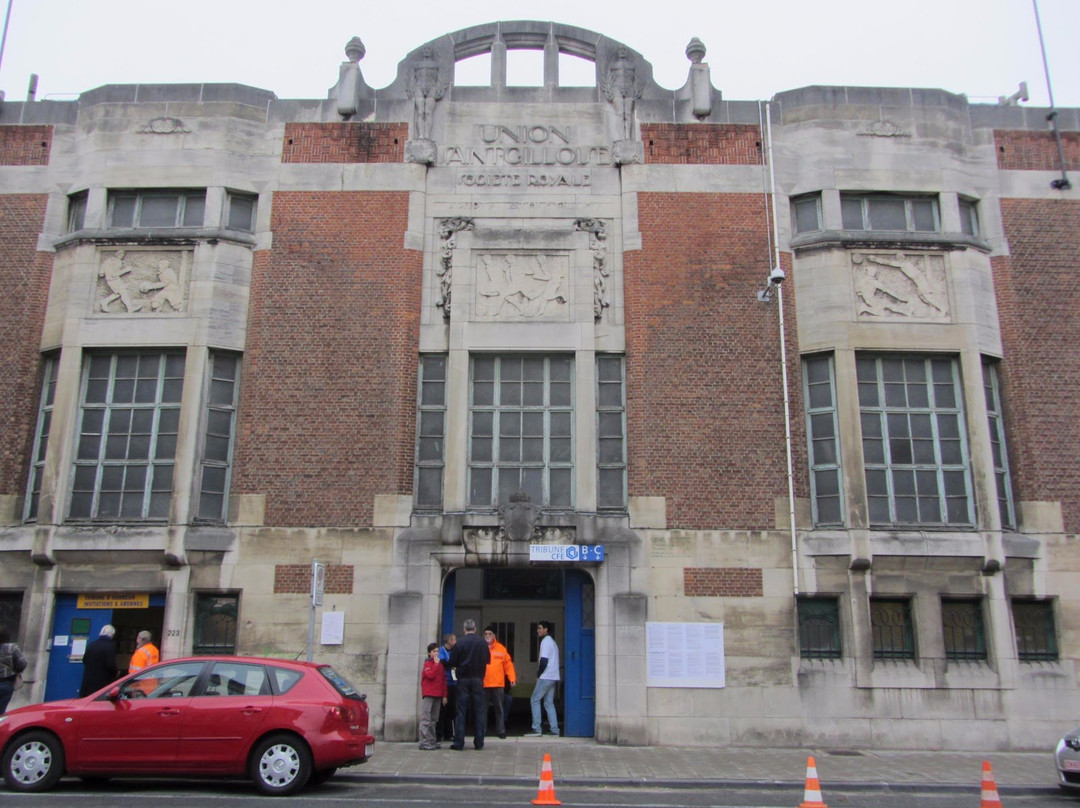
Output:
194,352,242,523
790,192,822,234
982,359,1016,531
414,354,447,510
959,197,980,237
857,353,974,528
596,354,627,510
803,353,844,526
797,596,843,660
468,354,574,509
940,597,988,662
66,191,88,233
68,350,186,522
869,597,916,661
224,191,257,233
23,353,59,523
192,593,240,655
108,189,206,229
840,192,940,233
1011,599,1059,663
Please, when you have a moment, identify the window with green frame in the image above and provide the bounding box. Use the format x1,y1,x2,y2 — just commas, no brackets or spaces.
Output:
797,597,842,659
1012,599,1058,662
941,598,987,661
803,354,843,525
870,597,915,660
193,594,239,655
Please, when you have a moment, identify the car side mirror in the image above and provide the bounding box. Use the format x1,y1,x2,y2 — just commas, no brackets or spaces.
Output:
106,686,121,702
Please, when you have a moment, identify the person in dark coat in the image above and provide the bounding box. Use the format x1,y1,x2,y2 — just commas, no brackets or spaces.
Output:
79,624,118,697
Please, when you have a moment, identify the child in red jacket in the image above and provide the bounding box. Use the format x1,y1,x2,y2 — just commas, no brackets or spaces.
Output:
419,642,448,750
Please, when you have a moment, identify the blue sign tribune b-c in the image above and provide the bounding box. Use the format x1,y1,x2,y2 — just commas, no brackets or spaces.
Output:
529,544,605,562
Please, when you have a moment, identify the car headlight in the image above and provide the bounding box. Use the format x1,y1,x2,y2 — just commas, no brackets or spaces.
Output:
1068,736,1080,752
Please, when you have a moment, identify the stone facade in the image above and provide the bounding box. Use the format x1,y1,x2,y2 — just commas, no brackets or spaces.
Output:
0,21,1078,751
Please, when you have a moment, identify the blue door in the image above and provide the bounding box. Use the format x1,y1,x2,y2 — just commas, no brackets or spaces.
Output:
563,570,595,737
45,595,113,701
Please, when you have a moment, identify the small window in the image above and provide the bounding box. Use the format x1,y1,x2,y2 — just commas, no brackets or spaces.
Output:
193,593,239,655
803,355,843,526
798,597,842,659
840,194,940,233
596,355,627,510
67,192,88,232
225,193,257,232
982,360,1015,529
0,592,24,642
870,598,915,660
791,194,822,234
108,190,206,229
1012,599,1058,662
941,598,987,661
25,354,59,522
959,199,979,237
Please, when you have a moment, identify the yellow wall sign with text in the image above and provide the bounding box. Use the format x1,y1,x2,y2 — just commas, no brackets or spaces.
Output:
77,593,150,609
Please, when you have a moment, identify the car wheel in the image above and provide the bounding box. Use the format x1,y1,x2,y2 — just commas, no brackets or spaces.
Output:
2,731,65,793
309,767,338,786
249,733,312,796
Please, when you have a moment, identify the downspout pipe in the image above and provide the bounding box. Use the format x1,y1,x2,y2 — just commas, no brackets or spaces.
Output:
763,101,800,596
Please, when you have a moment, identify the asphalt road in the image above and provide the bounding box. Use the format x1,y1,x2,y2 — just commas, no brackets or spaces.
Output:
0,779,1072,807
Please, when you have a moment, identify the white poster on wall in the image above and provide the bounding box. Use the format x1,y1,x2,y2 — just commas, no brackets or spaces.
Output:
645,622,725,688
321,611,345,645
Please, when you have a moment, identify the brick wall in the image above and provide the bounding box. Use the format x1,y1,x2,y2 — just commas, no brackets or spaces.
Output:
642,124,762,165
994,130,1080,171
624,192,804,530
684,567,763,597
0,195,50,495
993,198,1080,533
274,564,354,594
0,125,52,166
232,191,421,526
281,123,407,163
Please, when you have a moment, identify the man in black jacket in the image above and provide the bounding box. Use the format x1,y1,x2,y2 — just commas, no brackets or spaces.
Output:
79,624,118,697
447,618,490,750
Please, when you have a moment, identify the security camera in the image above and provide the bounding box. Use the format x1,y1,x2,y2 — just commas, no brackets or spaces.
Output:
769,267,786,285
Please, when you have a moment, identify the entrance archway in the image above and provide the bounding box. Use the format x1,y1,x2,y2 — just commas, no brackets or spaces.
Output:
441,567,595,737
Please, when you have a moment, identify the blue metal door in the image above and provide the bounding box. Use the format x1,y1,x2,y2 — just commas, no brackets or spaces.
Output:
563,570,595,737
44,595,112,702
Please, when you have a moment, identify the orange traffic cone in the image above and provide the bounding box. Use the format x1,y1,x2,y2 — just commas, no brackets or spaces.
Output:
531,753,562,805
797,756,828,808
980,760,1004,808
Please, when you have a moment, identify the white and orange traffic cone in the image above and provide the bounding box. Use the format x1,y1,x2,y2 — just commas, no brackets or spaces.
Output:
980,760,1004,808
797,756,828,808
531,753,562,805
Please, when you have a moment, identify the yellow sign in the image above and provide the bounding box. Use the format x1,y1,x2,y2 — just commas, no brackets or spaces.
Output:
77,593,150,610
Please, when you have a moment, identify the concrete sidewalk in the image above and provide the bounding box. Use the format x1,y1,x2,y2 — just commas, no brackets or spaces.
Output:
350,736,1060,795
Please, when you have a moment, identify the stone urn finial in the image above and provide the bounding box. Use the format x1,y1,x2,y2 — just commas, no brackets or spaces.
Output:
685,37,706,65
345,36,366,63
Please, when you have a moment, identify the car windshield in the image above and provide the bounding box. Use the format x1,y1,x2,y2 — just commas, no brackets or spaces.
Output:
319,665,364,701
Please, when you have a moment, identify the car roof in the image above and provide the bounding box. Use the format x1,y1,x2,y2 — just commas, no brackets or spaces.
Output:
140,655,325,671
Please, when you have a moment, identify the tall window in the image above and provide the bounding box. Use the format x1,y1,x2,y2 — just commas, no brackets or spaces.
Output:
69,352,185,520
798,597,842,659
24,354,59,522
870,598,915,660
982,360,1015,529
596,355,626,510
803,355,843,525
469,355,573,508
196,353,241,522
415,355,447,509
841,193,939,233
941,598,987,661
108,190,205,229
1012,599,1058,662
858,355,972,527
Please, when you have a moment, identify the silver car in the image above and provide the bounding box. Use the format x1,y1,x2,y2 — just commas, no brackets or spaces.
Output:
1056,727,1080,792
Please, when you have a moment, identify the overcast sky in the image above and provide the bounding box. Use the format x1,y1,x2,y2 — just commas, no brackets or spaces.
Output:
0,0,1077,109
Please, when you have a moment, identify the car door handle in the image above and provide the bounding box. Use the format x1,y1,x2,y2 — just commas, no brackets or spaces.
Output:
241,706,263,715
158,708,181,716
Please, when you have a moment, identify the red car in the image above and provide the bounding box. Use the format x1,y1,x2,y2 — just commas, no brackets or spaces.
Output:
0,655,374,796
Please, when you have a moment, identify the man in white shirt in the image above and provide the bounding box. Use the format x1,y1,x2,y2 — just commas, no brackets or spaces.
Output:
525,620,560,736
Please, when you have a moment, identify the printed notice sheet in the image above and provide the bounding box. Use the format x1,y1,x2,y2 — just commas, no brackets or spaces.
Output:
645,622,725,688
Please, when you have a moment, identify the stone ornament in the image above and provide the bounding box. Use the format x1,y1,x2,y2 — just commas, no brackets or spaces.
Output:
96,249,188,314
137,117,190,135
436,217,473,318
857,120,910,138
475,252,568,321
851,251,949,321
575,218,609,321
600,46,645,142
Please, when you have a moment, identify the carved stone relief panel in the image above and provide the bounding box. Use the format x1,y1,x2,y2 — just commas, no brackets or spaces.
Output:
851,251,950,322
474,251,570,321
95,249,190,315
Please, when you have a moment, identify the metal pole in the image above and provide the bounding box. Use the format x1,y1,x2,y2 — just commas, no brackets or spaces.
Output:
1032,0,1072,189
